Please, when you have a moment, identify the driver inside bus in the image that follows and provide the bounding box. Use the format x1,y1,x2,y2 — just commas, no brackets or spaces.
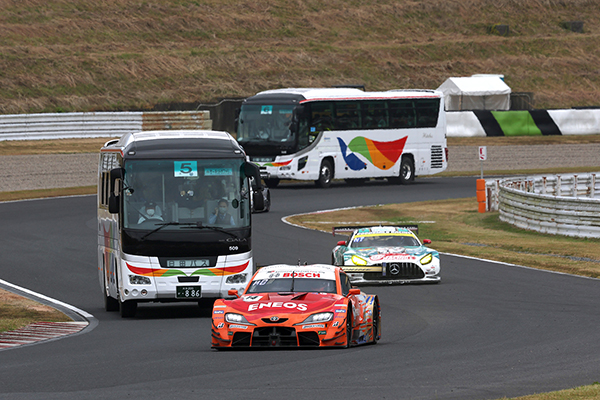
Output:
209,199,235,226
138,201,163,223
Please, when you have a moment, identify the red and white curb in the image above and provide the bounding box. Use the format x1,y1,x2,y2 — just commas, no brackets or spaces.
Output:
0,321,89,349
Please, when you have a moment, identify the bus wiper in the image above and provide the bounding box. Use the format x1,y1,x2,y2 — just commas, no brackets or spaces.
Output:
140,222,184,240
141,221,239,240
180,222,240,239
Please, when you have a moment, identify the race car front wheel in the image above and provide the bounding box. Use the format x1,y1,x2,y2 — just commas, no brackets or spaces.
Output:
345,313,353,348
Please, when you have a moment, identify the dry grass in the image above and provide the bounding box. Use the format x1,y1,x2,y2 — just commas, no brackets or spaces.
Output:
0,288,72,332
1,0,599,113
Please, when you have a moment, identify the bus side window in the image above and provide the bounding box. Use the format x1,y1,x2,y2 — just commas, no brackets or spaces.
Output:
362,101,388,129
334,101,360,130
389,100,416,128
416,99,440,128
309,102,334,133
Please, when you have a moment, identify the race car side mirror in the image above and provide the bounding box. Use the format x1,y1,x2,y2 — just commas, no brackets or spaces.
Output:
337,240,347,246
423,239,432,244
348,288,361,296
227,289,240,298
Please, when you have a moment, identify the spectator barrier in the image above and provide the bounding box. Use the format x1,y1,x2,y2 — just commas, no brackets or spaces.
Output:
0,111,211,141
484,173,600,238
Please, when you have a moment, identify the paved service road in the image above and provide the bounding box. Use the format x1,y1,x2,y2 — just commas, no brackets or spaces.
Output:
1,178,600,400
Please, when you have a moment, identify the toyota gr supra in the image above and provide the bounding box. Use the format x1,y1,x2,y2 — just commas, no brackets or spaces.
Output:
332,225,440,285
211,264,381,349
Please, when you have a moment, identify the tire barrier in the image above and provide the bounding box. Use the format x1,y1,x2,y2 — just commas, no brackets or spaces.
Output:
485,173,600,238
447,109,600,137
0,111,211,141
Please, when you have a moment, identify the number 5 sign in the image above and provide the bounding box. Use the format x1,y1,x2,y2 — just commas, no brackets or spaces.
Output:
478,146,487,161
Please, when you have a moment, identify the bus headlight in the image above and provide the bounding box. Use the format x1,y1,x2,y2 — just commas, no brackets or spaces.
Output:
420,253,433,265
129,275,151,285
226,273,248,284
351,255,368,266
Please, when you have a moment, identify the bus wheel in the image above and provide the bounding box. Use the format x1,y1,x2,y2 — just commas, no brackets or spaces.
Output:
316,160,333,188
264,178,280,188
120,300,137,318
399,156,415,184
104,291,119,312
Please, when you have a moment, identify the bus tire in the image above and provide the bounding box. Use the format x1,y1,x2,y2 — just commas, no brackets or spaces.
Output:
104,290,119,312
120,299,137,318
399,156,415,184
264,178,280,188
316,159,333,188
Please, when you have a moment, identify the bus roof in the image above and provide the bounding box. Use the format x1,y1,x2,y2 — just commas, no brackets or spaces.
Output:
249,88,443,103
101,130,245,159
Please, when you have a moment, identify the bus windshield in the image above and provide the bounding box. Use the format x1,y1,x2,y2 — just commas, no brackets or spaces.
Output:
237,104,296,144
122,158,250,230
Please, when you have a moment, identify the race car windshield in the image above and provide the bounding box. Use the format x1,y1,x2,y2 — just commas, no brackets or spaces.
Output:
350,235,420,248
246,278,336,294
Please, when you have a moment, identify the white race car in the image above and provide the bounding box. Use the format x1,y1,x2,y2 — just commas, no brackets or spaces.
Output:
332,225,440,285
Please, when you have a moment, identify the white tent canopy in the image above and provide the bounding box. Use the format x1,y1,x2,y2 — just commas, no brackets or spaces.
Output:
437,76,511,111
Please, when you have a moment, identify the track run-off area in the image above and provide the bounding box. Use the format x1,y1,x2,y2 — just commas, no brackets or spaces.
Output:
1,177,600,400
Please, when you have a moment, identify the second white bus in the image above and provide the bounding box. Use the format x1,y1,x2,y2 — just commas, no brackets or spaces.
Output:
236,88,448,187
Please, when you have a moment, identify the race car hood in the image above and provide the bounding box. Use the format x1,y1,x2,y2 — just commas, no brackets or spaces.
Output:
347,246,431,262
224,292,344,321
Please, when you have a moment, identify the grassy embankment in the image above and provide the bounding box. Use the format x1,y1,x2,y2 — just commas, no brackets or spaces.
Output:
1,0,600,114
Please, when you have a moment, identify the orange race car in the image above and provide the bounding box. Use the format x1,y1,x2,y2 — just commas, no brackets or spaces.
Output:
211,264,381,349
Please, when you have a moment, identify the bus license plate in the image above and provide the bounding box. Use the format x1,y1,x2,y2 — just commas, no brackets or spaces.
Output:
176,286,202,299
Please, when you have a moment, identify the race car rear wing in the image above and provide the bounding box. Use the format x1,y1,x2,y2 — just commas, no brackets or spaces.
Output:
332,224,419,236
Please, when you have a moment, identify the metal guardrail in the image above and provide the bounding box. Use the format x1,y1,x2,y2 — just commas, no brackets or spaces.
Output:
486,173,600,238
0,111,211,141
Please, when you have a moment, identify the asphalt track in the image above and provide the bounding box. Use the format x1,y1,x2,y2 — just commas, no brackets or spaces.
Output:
1,177,600,400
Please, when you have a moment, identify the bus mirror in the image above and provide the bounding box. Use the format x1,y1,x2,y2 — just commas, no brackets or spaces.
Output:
108,168,124,214
110,168,124,185
243,162,262,186
108,194,120,214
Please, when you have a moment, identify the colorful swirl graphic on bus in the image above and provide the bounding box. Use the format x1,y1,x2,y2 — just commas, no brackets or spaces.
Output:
126,261,250,277
337,136,408,171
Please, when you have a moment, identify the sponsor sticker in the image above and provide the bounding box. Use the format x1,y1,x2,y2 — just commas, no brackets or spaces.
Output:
302,324,325,329
248,302,308,312
217,323,224,329
335,309,346,313
371,254,415,262
229,324,249,330
242,295,263,302
213,310,224,314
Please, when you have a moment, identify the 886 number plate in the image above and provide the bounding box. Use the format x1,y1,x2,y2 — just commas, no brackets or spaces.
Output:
176,286,202,299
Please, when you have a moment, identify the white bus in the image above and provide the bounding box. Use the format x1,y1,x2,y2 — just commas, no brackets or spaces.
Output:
98,130,264,317
236,88,448,187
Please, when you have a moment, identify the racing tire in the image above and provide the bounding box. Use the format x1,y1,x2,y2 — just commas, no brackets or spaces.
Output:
372,303,380,345
264,178,280,188
345,312,353,348
316,160,333,188
119,299,137,318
